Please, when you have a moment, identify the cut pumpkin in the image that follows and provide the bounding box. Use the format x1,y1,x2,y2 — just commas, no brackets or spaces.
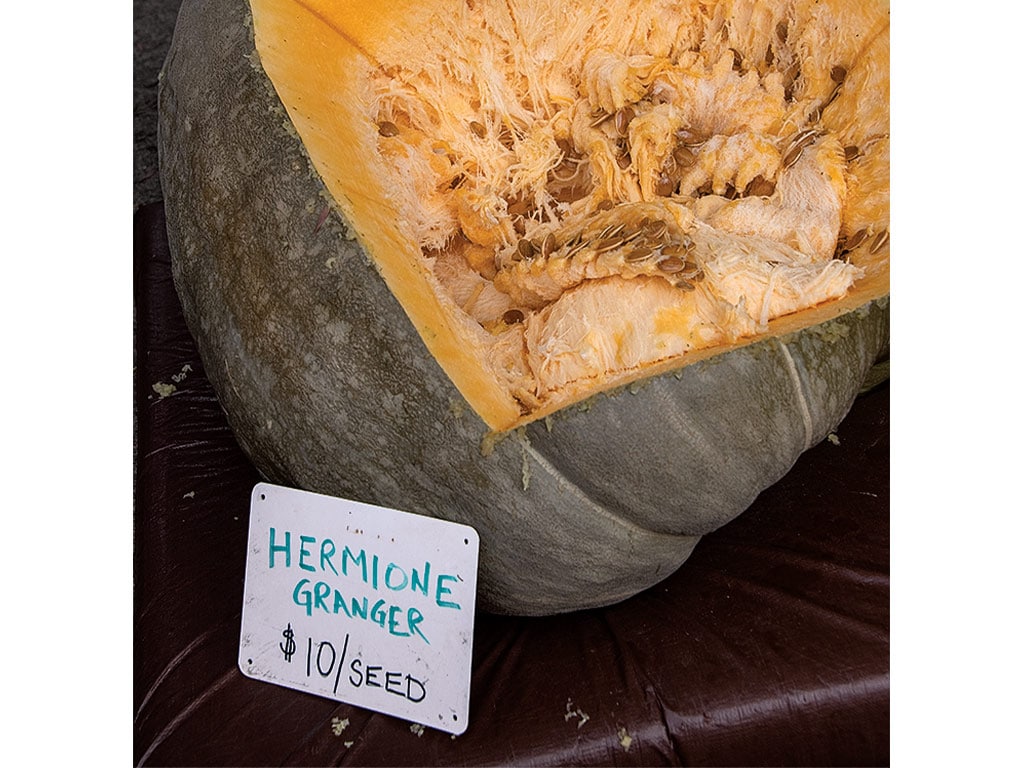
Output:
158,0,889,613
250,0,889,432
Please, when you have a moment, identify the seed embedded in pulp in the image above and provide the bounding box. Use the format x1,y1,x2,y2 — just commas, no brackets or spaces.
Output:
869,228,890,253
843,228,869,252
782,129,819,169
377,121,399,137
660,242,693,258
657,256,686,273
594,236,626,253
655,175,676,196
502,308,525,324
625,246,653,262
745,175,776,197
673,145,696,167
614,106,635,137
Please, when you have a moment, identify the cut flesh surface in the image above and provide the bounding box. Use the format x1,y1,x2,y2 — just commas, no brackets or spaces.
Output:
251,0,890,431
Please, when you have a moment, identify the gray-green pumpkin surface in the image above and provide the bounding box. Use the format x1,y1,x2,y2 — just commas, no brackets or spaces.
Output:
159,0,890,615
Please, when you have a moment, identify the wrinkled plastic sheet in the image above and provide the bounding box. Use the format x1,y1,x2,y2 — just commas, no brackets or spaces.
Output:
134,202,889,766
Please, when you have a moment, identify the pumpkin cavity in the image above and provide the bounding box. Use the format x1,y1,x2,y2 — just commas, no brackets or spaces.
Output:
252,0,889,430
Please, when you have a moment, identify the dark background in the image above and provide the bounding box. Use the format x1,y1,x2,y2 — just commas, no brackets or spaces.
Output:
133,3,889,764
135,0,184,210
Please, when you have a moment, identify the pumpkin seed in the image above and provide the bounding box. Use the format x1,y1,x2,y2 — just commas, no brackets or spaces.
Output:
469,120,487,138
673,145,696,167
507,198,529,217
657,256,686,273
565,239,589,257
624,246,653,262
730,48,743,71
498,126,515,149
644,219,668,240
783,63,800,101
596,199,615,211
745,175,776,197
614,106,635,137
830,65,847,84
869,228,889,253
598,222,626,240
844,145,862,163
782,128,819,169
843,228,869,252
621,227,645,245
616,153,632,170
661,242,693,258
502,309,525,324
541,232,558,257
594,236,626,253
377,121,400,137
676,129,706,147
655,174,676,196
776,20,788,42
675,280,696,292
550,160,578,182
517,238,536,259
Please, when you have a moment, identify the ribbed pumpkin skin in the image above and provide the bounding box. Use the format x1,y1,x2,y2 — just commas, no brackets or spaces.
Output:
159,0,889,615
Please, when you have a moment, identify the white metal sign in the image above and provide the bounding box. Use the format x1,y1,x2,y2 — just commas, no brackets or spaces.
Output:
238,482,479,734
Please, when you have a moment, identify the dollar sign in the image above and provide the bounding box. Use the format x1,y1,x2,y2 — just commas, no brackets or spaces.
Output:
280,623,296,662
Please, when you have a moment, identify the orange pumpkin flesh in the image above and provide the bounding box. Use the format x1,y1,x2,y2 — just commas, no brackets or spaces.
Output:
249,0,889,433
